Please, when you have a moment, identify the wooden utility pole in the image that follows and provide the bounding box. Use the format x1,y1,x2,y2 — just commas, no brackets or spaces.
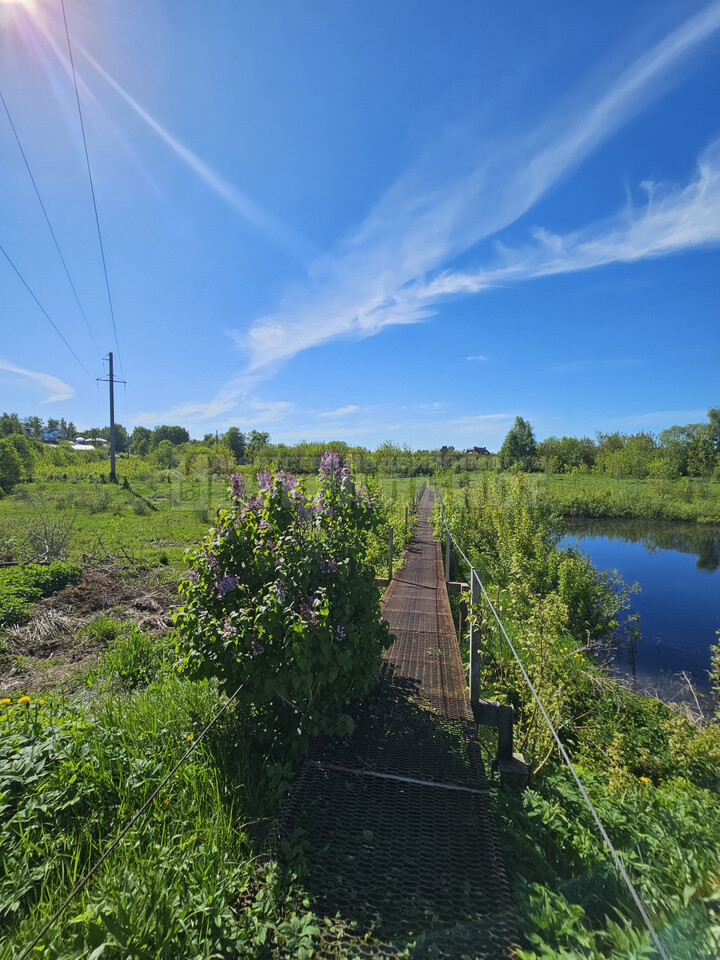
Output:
97,352,125,483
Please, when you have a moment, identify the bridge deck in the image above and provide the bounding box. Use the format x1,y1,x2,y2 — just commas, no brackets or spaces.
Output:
279,489,517,958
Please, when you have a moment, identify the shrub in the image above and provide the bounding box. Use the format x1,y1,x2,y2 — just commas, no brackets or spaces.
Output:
175,455,391,769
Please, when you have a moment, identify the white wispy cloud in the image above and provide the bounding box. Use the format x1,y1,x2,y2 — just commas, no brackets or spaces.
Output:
237,2,720,374
319,404,361,418
466,355,488,362
0,358,74,403
129,3,720,427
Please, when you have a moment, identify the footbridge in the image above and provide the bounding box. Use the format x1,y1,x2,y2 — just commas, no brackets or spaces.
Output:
280,487,519,958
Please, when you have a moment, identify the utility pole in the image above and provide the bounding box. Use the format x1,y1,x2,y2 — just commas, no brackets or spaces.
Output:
97,352,125,483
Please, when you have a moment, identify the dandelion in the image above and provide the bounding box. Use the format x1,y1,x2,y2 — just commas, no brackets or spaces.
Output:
0,698,11,707
18,696,30,705
37,699,45,706
639,776,651,784
186,735,193,742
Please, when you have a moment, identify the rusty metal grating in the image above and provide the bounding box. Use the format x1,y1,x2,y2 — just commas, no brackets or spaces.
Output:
276,490,518,958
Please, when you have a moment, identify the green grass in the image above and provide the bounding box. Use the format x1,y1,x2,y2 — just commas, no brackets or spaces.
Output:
0,638,337,959
535,473,720,523
0,562,81,628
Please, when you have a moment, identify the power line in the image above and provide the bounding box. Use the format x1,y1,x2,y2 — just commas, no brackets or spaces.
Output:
0,241,91,376
0,85,100,356
59,0,123,378
16,682,245,960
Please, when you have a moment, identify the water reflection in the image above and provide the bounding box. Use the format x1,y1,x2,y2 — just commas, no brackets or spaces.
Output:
560,518,720,573
558,519,720,701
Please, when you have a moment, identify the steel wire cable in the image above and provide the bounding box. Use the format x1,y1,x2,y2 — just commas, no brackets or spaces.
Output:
59,0,123,377
0,86,100,356
0,241,91,376
433,486,671,960
16,682,245,960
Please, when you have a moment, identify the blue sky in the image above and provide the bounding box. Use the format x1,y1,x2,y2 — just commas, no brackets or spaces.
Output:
1,0,719,449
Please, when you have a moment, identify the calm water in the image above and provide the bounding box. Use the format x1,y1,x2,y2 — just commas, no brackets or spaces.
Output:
559,519,720,698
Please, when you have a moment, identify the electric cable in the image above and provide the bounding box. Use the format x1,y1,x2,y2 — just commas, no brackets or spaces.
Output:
0,240,91,376
59,0,123,376
0,85,100,356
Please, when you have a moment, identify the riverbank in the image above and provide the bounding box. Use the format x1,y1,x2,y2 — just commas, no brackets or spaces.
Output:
437,475,720,957
536,473,720,523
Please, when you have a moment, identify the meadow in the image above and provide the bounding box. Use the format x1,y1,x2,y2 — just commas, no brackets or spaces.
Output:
1,461,419,958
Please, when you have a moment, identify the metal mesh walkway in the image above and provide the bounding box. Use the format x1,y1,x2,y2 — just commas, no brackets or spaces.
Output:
278,490,518,958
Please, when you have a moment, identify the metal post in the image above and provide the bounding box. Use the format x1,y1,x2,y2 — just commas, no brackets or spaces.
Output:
388,527,393,582
445,528,451,583
468,568,482,707
108,351,116,483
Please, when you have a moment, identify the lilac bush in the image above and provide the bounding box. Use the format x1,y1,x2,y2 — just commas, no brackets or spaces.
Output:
175,455,391,765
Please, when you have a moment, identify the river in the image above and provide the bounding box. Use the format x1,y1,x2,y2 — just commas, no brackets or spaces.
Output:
559,519,720,702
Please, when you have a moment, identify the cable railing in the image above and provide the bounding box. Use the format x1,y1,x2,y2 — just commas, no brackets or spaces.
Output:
432,482,671,960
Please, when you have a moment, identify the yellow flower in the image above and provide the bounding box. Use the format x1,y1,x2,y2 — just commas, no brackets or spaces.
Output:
0,698,10,707
186,735,193,741
37,699,45,706
639,776,651,784
18,696,31,705
162,799,169,809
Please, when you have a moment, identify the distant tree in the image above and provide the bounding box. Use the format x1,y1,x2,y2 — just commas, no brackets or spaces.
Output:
155,439,177,468
223,427,246,461
500,417,536,470
5,433,36,481
707,407,720,453
246,430,270,460
202,433,216,445
0,413,23,437
152,424,190,447
0,438,22,492
23,416,43,438
46,418,59,431
131,426,151,456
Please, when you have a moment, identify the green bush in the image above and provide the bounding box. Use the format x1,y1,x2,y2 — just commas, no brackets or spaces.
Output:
175,455,391,771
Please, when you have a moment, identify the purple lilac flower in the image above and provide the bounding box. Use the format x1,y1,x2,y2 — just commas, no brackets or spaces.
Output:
335,623,346,642
257,470,273,492
251,639,264,656
187,569,199,583
276,580,287,602
320,558,338,575
319,450,343,482
230,473,246,499
217,574,239,598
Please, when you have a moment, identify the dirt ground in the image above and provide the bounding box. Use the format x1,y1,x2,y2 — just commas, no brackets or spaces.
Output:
0,565,177,696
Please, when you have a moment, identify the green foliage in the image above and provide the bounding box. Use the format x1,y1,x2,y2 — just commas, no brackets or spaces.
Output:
0,438,22,493
0,561,81,628
500,416,537,470
175,458,391,770
0,675,334,959
436,474,720,956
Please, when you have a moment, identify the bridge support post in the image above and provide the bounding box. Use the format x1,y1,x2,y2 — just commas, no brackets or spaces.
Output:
469,568,482,707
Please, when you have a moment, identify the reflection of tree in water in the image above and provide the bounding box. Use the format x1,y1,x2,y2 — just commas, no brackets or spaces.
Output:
559,518,720,573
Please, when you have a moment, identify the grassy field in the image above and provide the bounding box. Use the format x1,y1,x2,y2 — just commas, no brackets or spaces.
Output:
0,468,424,958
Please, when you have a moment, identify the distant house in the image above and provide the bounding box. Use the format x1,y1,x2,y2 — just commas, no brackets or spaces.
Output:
41,427,66,443
465,446,492,456
71,443,95,451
